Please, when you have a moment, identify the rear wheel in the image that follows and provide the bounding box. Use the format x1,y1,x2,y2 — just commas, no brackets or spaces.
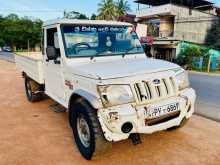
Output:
69,99,110,160
24,77,43,102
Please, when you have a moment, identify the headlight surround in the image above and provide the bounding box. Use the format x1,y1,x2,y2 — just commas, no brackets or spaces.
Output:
175,69,190,91
97,85,135,107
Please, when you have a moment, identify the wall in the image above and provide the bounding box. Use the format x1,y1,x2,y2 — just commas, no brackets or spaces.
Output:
159,16,174,37
171,5,218,44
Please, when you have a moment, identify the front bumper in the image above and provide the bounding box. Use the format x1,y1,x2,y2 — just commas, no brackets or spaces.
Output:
97,88,196,142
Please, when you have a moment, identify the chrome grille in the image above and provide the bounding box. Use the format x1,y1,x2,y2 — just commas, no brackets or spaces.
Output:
134,77,177,103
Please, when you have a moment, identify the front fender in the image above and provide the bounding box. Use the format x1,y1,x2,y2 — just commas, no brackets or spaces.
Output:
69,89,102,110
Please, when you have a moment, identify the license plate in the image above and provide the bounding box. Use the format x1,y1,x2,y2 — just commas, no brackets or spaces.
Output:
145,102,180,119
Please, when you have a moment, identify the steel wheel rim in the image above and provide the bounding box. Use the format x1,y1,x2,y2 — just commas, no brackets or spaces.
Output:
77,114,90,147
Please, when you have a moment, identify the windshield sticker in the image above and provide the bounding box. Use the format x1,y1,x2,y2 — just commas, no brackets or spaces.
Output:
73,26,127,33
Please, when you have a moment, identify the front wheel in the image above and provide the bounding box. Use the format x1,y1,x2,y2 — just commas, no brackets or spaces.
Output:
69,99,111,160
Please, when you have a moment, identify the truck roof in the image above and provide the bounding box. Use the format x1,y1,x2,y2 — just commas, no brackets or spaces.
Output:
43,18,132,27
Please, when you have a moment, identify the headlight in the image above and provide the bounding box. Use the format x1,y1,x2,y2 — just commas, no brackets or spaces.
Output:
98,85,135,107
175,69,190,90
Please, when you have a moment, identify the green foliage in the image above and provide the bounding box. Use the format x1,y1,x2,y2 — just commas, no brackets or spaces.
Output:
64,11,89,19
97,0,131,20
205,17,220,50
0,38,4,47
0,14,43,50
176,45,205,68
90,14,97,20
116,0,131,16
97,0,117,20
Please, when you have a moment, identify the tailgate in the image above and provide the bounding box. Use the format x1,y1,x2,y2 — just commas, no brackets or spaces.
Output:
15,52,44,84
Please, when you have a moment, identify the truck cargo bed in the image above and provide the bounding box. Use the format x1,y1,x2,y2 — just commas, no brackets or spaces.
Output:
15,52,44,84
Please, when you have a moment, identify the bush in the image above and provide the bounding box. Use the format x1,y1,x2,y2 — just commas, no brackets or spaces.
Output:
176,46,202,67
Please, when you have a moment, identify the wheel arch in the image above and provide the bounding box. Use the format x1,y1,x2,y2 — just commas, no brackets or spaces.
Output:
68,89,101,111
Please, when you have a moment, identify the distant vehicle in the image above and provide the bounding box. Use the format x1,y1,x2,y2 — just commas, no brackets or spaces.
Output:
15,19,196,160
3,46,12,52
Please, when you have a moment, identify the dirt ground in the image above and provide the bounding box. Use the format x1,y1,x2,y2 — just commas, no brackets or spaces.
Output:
1,60,220,165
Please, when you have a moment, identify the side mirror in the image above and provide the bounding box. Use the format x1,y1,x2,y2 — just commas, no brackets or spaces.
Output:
46,46,58,60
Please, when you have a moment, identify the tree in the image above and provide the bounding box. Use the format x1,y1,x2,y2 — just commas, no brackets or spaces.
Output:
90,14,97,20
97,0,117,20
78,14,88,19
64,11,88,19
205,17,220,50
5,14,19,20
116,0,131,16
176,45,205,68
0,38,4,47
97,0,131,20
0,14,43,51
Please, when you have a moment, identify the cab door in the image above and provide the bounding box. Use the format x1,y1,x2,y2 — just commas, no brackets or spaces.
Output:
43,27,65,102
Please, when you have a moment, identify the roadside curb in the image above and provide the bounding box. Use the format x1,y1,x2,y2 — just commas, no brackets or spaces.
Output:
189,71,220,77
195,113,220,123
0,58,15,63
0,52,15,63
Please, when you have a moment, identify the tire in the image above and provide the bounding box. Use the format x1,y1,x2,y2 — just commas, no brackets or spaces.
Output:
167,117,189,131
24,77,43,102
69,99,110,160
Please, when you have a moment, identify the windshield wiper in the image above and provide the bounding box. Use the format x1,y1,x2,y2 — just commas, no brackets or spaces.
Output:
122,47,143,58
122,47,136,58
90,50,108,60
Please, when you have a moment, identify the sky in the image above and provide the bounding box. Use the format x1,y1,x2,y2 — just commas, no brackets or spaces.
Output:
0,0,219,21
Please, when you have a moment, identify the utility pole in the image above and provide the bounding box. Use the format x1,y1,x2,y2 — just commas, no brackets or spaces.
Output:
188,0,194,15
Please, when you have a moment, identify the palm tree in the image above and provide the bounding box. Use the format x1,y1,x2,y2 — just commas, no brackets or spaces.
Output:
116,0,131,16
97,0,132,20
97,0,117,20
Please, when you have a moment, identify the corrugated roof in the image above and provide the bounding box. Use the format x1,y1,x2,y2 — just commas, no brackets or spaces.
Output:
134,0,214,7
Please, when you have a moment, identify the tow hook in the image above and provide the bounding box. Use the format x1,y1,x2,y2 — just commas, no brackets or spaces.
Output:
129,133,142,145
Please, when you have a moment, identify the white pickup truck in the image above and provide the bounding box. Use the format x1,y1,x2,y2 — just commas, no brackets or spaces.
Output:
15,19,196,160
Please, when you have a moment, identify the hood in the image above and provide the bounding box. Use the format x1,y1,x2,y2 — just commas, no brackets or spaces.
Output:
67,57,180,80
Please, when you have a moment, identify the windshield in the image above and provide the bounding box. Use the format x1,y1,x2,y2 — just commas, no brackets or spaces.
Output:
61,25,144,58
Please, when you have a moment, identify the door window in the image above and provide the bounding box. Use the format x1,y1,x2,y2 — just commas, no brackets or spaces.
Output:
46,28,61,57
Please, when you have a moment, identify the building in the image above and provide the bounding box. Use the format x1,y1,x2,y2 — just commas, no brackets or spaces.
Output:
135,0,220,61
118,14,136,24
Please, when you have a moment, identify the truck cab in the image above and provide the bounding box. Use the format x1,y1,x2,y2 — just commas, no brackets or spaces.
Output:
15,19,196,160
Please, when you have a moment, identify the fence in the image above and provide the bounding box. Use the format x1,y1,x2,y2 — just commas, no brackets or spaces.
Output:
192,56,220,73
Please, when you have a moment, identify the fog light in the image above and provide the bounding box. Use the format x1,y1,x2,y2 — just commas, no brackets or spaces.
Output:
121,122,133,133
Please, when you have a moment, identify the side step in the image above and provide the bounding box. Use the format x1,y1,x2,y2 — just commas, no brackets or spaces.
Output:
49,103,66,113
129,133,142,145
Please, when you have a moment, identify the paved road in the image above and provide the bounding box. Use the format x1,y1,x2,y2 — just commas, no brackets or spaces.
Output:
189,72,220,121
0,60,220,165
0,51,15,62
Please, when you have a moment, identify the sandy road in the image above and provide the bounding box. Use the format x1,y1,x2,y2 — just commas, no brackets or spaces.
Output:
0,59,220,165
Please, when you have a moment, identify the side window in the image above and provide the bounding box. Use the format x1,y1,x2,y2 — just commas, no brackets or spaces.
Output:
46,28,61,57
